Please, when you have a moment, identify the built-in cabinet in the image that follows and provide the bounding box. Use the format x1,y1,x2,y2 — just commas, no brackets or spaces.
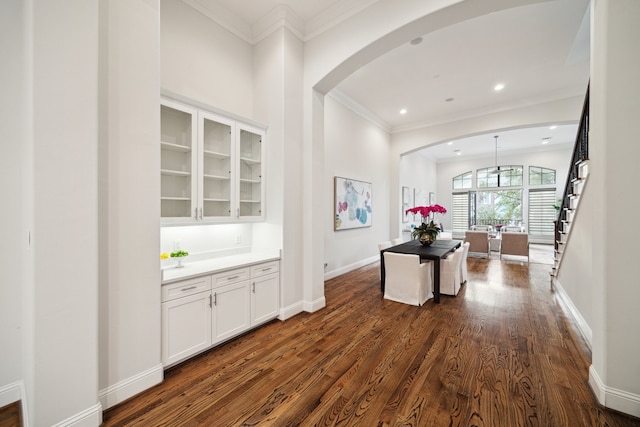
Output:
161,260,280,367
161,98,265,224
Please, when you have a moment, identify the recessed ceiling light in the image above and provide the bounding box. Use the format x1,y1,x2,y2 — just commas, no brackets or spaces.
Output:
549,125,557,130
447,142,453,145
454,149,461,155
494,83,505,91
542,137,551,144
410,37,423,45
399,108,407,115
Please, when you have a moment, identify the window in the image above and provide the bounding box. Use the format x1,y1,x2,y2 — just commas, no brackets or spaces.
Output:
528,189,556,238
452,171,472,189
529,166,556,185
476,166,523,188
476,189,522,226
451,192,471,235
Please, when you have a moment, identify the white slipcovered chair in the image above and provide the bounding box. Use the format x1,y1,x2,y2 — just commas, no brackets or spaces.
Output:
459,242,470,284
440,246,465,296
383,252,433,306
391,237,404,246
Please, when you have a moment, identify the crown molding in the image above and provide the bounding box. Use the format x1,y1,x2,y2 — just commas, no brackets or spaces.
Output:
328,89,391,133
252,5,305,44
183,0,381,44
305,0,379,41
183,0,253,43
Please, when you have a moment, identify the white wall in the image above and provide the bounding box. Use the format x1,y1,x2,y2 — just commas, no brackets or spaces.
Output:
323,94,390,278
0,0,30,421
98,0,163,410
584,0,640,416
161,0,253,118
32,0,101,424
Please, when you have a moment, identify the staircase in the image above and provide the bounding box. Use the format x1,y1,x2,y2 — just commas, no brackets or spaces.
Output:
551,85,589,281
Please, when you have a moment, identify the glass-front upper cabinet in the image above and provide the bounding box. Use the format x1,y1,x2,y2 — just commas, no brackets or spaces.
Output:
161,98,266,224
199,111,234,220
160,100,198,222
237,125,263,219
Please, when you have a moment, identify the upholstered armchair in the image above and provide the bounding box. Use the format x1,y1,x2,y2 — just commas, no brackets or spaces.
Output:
500,232,529,261
383,252,433,306
464,230,489,257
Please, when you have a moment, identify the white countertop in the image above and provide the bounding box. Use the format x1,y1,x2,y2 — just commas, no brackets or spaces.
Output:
162,250,281,284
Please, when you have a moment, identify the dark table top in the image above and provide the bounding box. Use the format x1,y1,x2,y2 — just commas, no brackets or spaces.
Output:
382,239,462,260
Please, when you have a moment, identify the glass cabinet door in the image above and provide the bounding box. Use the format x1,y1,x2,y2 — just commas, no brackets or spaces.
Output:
238,127,263,219
200,112,234,220
161,102,197,222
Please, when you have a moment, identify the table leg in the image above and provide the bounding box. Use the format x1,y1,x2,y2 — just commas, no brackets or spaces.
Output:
380,251,386,293
433,259,440,303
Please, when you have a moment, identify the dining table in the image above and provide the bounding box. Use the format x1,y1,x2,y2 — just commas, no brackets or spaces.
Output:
380,239,462,303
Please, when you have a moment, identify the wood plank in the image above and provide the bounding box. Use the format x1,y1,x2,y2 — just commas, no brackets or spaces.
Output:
103,257,640,426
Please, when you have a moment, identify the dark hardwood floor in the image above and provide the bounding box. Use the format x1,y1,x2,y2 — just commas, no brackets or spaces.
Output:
103,257,640,426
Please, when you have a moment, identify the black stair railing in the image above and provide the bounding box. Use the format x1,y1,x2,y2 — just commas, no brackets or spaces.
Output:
554,84,589,255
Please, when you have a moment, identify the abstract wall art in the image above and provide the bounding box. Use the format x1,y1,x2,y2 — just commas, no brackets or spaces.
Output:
334,176,372,230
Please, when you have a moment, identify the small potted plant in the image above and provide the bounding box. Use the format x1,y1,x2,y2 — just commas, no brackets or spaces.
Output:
170,250,189,268
405,204,447,246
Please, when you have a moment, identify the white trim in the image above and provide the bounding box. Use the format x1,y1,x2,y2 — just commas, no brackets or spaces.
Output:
50,403,102,427
328,90,391,132
303,296,326,313
182,0,378,44
0,381,29,426
252,5,305,44
589,366,640,418
324,255,379,281
98,364,164,410
182,0,253,43
553,278,592,347
279,301,304,320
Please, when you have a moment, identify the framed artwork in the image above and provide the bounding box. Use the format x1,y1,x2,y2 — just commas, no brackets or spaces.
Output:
402,186,412,223
334,176,372,230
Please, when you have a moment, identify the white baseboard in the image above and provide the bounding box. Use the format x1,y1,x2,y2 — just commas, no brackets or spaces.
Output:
324,255,378,281
51,403,102,427
553,278,592,347
589,365,640,418
279,301,304,320
98,364,164,410
303,296,326,313
0,381,29,426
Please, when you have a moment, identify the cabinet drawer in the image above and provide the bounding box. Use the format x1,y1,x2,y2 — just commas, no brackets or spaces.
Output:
212,267,249,288
251,261,279,278
162,276,211,302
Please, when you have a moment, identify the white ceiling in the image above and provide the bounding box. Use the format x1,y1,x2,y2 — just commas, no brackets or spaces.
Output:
184,0,590,161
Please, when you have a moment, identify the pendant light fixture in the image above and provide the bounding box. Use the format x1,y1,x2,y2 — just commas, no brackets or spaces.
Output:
489,135,512,174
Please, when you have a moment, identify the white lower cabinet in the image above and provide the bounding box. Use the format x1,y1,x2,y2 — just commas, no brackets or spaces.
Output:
162,260,279,367
161,276,212,366
211,273,251,344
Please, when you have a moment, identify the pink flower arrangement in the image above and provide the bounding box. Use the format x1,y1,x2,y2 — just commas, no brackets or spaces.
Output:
405,204,447,220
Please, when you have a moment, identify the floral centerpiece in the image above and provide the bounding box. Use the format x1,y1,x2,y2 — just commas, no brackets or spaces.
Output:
406,204,447,246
